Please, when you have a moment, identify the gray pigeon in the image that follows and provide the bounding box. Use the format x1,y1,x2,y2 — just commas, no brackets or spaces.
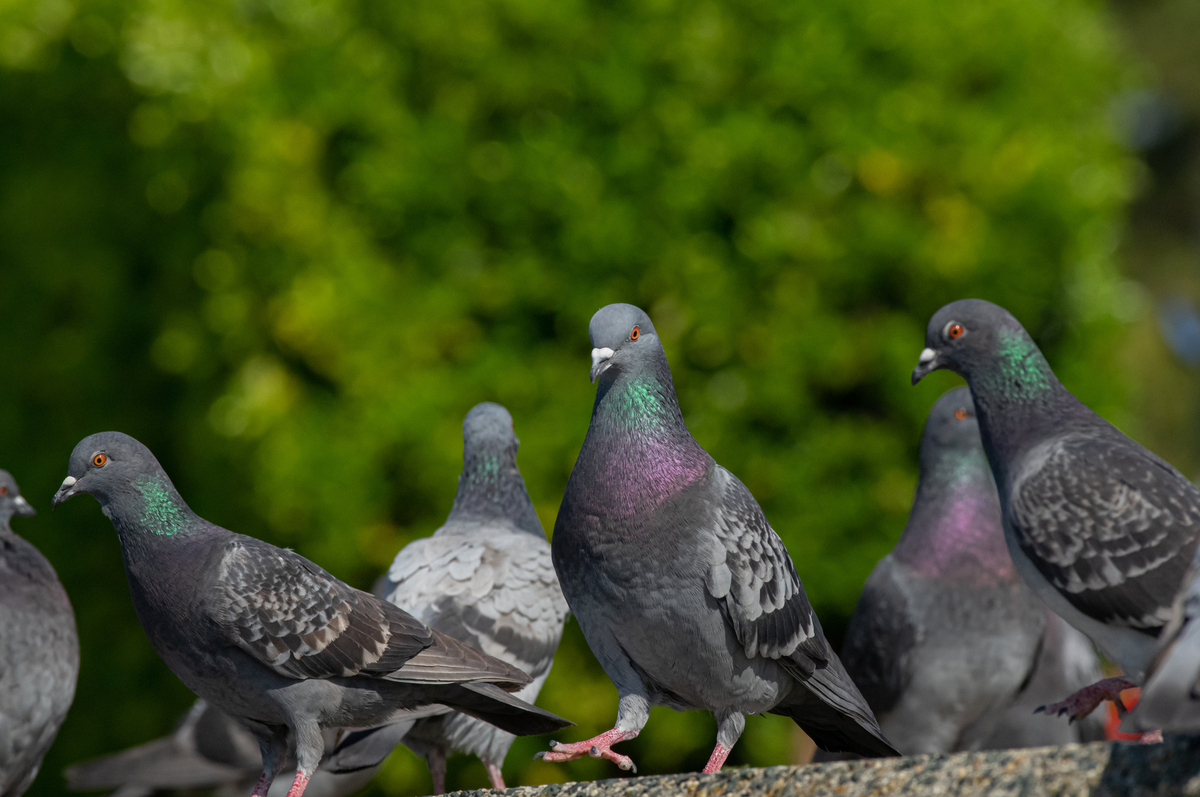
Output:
380,403,569,792
0,468,80,797
912,298,1200,722
836,388,1104,754
537,303,898,774
64,699,390,797
837,388,1053,753
1122,549,1200,734
51,432,570,797
984,611,1107,748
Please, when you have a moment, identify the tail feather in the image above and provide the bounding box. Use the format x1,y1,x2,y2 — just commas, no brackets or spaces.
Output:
386,629,531,692
442,682,572,737
325,720,417,773
64,739,249,791
778,652,900,758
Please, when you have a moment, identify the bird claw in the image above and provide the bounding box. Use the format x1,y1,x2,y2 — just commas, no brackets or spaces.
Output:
535,729,638,771
1035,677,1138,723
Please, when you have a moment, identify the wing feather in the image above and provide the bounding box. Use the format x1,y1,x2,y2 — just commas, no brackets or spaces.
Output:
383,526,569,680
209,537,433,680
1010,435,1200,631
705,466,827,671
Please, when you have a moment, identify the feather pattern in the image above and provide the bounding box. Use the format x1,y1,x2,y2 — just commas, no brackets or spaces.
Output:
212,538,433,680
1010,434,1200,631
705,467,823,668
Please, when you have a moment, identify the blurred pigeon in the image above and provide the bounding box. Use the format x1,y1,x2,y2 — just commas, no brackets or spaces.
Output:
51,432,570,797
537,304,898,774
984,611,1106,748
379,403,569,792
912,299,1200,722
1122,549,1200,734
65,700,386,797
0,468,80,797
836,388,1052,754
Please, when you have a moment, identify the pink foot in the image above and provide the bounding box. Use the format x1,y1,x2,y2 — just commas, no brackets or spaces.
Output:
534,727,639,772
1035,676,1138,722
485,762,505,790
283,770,310,797
702,743,731,773
1140,729,1164,745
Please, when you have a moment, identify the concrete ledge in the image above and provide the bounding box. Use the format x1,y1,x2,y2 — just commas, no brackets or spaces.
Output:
459,735,1200,797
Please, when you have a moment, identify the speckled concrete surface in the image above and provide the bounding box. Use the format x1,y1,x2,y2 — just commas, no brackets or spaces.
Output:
448,734,1200,797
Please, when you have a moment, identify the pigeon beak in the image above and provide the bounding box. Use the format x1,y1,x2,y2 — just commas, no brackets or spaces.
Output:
51,475,79,508
590,347,614,383
13,495,36,517
911,347,940,385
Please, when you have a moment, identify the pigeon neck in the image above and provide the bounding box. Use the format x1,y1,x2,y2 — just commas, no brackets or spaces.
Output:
577,359,711,515
445,449,544,537
108,472,200,544
964,330,1075,471
893,448,1014,583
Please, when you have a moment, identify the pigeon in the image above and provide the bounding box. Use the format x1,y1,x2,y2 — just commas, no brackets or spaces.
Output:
51,432,571,797
379,403,570,792
1121,549,1200,734
835,387,1053,754
65,699,386,797
912,298,1200,722
536,303,898,774
0,468,80,797
983,611,1107,748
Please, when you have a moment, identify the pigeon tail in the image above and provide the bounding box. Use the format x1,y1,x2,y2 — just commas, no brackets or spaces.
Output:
439,682,571,738
776,653,900,758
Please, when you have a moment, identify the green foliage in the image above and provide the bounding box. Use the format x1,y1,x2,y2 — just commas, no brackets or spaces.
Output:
0,0,1137,793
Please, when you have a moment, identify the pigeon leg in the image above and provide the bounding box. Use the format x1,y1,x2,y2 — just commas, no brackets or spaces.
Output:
485,762,505,790
247,723,288,797
702,744,731,773
1035,676,1138,722
702,711,743,773
427,750,447,795
283,770,310,797
534,727,640,771
250,772,275,797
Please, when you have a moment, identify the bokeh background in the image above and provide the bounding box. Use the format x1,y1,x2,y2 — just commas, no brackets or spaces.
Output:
3,0,1200,792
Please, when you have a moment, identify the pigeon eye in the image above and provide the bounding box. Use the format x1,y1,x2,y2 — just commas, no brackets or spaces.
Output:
954,408,968,421
0,486,6,495
92,453,108,467
946,322,964,340
630,326,640,341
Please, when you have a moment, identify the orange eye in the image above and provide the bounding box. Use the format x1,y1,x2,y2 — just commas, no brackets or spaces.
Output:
947,323,964,340
954,408,968,421
92,453,108,467
630,326,640,341
0,486,7,495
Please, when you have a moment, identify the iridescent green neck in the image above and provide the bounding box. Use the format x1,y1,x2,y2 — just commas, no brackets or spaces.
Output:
605,376,671,432
984,328,1054,400
134,473,189,536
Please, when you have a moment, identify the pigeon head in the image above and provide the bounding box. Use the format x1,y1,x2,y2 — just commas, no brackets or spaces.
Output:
0,469,36,526
895,385,1013,581
449,402,544,536
52,432,193,536
920,387,981,455
911,299,1055,397
588,303,660,384
462,402,517,454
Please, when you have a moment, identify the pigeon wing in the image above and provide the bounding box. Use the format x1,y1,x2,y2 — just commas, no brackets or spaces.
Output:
1010,434,1200,631
704,466,828,674
384,528,569,681
209,537,434,680
838,556,918,716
